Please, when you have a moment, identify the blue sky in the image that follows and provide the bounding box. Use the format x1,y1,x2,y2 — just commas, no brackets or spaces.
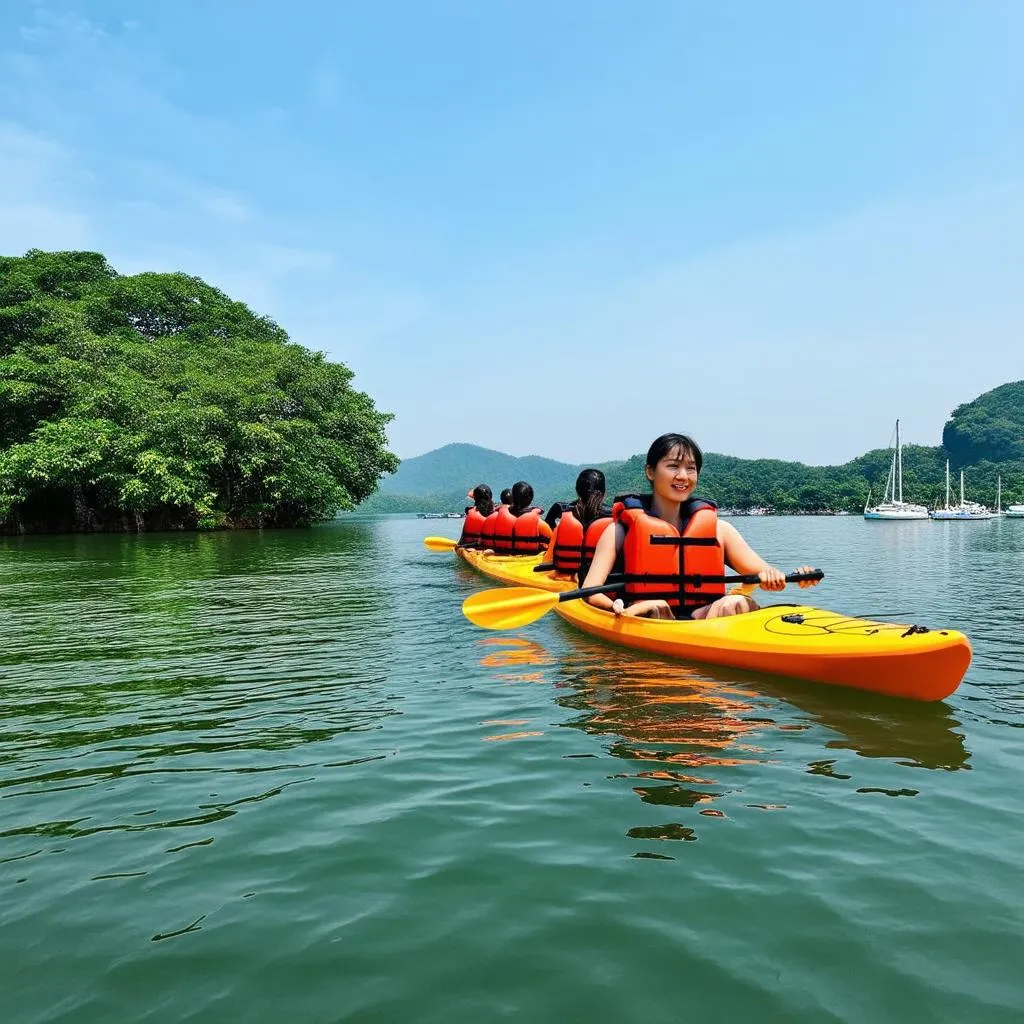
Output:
1,1,1021,465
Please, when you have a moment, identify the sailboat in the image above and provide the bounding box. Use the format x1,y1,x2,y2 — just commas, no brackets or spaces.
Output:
863,419,929,520
929,461,996,520
1004,477,1024,518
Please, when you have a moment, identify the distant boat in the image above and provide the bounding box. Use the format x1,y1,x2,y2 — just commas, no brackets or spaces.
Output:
863,419,929,520
929,461,996,521
1004,477,1024,518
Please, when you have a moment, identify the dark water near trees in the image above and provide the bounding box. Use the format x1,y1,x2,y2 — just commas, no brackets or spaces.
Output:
2,515,1022,1022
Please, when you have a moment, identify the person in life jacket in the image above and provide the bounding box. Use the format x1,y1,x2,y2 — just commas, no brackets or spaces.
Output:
486,480,551,555
581,433,820,619
458,484,495,549
545,468,613,583
477,487,513,548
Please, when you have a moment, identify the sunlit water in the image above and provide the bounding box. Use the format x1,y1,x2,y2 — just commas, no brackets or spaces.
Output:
2,515,1023,1022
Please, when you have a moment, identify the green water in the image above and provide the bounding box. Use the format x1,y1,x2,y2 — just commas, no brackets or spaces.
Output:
2,515,1022,1022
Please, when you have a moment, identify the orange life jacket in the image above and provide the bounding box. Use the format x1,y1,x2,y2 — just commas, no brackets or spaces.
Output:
459,507,489,548
479,509,499,549
551,509,613,576
510,507,548,555
489,506,517,553
612,494,724,614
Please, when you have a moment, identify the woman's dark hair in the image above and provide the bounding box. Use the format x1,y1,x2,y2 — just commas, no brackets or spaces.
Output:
574,468,606,524
645,433,703,476
500,488,512,505
510,480,534,515
472,483,494,517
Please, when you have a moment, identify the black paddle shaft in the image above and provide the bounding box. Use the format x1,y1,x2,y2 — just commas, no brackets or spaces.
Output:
554,569,823,605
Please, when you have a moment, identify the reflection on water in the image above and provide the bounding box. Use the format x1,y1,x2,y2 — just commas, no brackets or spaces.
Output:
476,626,970,845
0,522,400,869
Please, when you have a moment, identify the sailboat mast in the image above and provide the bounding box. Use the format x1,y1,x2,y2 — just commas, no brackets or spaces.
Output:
998,476,1002,514
896,419,903,504
960,470,965,507
945,460,950,510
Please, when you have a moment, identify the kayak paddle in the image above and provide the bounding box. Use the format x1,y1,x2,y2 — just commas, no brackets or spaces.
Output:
423,536,459,551
462,570,825,630
463,581,625,630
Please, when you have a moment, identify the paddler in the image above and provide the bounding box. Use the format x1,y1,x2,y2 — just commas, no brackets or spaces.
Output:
545,469,613,583
458,484,495,549
484,480,551,556
582,433,820,619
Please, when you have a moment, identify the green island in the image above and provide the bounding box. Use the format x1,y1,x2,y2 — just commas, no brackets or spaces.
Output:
3,249,1020,531
0,249,397,533
360,381,1024,516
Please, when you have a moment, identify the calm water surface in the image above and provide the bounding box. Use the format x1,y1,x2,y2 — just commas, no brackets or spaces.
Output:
1,515,1023,1022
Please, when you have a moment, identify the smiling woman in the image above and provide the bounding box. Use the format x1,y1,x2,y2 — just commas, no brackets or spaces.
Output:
0,249,399,533
581,433,821,620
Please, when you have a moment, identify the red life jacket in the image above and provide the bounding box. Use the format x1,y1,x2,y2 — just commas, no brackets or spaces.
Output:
612,494,724,613
489,506,517,554
459,507,489,548
479,510,499,549
510,507,548,555
551,509,613,576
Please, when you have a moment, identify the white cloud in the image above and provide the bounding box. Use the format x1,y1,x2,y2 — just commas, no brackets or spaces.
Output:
0,121,91,250
370,179,1024,462
200,193,254,225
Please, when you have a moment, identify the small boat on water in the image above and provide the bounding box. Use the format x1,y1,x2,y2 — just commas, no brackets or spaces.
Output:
991,476,1024,518
446,545,972,702
929,462,996,521
863,419,929,520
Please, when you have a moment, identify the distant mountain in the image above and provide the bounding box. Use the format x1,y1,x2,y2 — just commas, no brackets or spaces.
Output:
943,381,1024,465
360,443,633,513
357,382,1024,514
375,443,583,497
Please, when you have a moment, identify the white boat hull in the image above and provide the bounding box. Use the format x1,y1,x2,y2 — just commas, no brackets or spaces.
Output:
929,510,996,521
864,503,929,520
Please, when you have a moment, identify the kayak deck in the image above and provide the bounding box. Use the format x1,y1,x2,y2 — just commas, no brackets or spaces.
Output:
554,600,971,702
455,548,566,591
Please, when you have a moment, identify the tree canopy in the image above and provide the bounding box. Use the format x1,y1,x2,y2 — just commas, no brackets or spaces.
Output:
360,423,1023,516
942,380,1024,465
0,249,398,532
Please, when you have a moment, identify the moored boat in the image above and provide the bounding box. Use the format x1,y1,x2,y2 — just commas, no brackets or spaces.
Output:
929,462,995,521
863,419,929,520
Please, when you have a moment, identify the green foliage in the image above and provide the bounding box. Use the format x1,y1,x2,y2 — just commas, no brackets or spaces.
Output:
942,381,1024,465
0,249,397,532
358,410,1024,516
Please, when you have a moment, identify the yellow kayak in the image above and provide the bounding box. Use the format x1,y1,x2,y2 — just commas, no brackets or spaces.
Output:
454,545,972,702
455,547,565,591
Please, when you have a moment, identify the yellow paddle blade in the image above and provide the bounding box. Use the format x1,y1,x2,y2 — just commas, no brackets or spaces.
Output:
462,586,560,630
423,536,459,551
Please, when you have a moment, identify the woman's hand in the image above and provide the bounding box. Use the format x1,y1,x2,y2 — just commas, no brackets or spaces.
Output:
757,566,787,591
794,564,820,589
612,598,674,619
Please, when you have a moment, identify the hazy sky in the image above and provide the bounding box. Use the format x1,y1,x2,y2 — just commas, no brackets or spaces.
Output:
2,2,1021,465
